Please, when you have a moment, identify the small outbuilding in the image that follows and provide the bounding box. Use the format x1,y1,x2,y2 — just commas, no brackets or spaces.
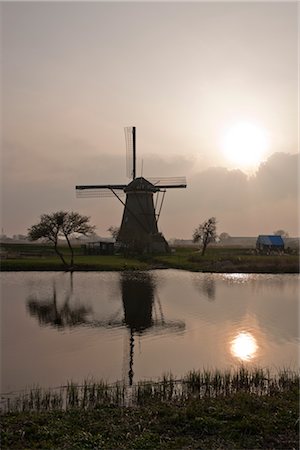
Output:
256,235,284,254
81,241,115,255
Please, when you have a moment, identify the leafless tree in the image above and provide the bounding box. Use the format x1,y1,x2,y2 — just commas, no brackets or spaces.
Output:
193,217,217,256
107,226,120,240
273,229,289,238
219,232,231,242
28,211,95,269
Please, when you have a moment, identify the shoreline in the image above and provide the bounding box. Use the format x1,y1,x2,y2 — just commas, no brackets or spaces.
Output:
1,267,299,273
1,261,299,274
2,368,299,450
1,243,299,273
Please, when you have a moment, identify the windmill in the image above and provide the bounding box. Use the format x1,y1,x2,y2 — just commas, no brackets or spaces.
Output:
76,127,187,253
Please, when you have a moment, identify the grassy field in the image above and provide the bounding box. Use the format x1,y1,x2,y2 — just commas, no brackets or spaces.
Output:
1,243,299,273
1,368,299,449
155,246,299,273
0,243,149,271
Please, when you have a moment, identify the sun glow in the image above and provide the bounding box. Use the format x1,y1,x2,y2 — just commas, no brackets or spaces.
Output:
230,331,258,361
222,121,269,168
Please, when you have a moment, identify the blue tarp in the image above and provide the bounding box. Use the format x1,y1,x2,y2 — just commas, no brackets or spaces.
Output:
256,235,284,246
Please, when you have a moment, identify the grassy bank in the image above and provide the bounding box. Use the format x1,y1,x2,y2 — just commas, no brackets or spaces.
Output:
1,243,299,273
1,254,149,271
1,368,299,449
155,246,300,273
0,243,149,271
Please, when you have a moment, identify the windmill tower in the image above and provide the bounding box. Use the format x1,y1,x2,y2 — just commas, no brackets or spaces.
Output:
76,127,187,253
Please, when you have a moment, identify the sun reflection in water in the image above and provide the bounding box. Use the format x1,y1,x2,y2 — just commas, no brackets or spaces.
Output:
230,331,258,361
222,273,251,283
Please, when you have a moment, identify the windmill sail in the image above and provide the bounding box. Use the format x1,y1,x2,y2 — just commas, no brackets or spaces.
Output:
76,189,125,198
76,184,126,198
124,126,136,179
147,176,187,189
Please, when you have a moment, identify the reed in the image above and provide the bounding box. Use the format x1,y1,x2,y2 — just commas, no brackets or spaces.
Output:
1,367,298,413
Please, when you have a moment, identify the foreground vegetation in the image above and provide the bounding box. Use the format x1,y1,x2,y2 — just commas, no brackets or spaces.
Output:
1,368,299,449
1,243,299,273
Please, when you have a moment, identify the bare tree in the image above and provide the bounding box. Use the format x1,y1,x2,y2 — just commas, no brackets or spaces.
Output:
107,226,120,240
28,211,95,269
273,229,289,238
193,217,217,256
219,232,231,242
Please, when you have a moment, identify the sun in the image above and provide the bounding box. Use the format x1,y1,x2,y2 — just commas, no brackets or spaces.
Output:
221,121,269,168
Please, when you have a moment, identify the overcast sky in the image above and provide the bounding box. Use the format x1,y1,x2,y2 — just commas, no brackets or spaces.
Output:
1,1,299,238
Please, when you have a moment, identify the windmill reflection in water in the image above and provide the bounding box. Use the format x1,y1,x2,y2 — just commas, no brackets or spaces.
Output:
26,272,185,386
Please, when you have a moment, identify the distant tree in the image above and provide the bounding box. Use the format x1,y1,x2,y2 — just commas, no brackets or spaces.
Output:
28,211,95,269
107,226,120,240
193,217,217,256
273,229,289,238
219,232,231,242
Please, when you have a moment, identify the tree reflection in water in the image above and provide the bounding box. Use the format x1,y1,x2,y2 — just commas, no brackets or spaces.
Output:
26,272,185,386
27,274,91,328
193,274,216,301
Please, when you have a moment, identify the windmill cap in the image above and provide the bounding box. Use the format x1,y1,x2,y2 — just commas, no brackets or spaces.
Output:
124,177,159,193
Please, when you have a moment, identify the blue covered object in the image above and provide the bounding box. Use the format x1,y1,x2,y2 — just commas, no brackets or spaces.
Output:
257,235,284,246
256,235,284,253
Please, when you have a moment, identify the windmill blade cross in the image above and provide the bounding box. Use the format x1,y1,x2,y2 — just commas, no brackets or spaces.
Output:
75,126,187,253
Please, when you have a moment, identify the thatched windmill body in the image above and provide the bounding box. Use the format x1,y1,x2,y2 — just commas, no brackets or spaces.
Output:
76,127,187,253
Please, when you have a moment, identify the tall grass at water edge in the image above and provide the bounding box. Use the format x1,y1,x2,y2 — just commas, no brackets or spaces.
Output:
2,367,298,413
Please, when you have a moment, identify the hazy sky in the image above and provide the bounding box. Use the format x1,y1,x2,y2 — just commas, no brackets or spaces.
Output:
1,1,299,238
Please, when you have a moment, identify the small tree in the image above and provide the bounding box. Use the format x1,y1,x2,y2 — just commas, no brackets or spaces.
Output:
273,229,289,238
28,211,95,269
219,232,231,242
193,217,217,256
107,226,120,240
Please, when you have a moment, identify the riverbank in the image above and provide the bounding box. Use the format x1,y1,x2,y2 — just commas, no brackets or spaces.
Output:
1,243,299,273
2,368,299,449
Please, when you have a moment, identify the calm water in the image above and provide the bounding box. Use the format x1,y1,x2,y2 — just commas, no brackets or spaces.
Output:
1,270,299,392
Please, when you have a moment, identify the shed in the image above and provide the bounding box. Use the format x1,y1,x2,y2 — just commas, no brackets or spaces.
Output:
256,235,284,254
81,241,115,255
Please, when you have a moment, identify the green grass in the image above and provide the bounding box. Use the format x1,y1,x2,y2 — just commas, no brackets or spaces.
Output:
0,243,149,271
154,246,299,273
1,368,299,449
1,243,299,273
0,257,149,271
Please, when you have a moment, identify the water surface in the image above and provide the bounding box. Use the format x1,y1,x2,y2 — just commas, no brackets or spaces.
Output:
1,270,299,392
